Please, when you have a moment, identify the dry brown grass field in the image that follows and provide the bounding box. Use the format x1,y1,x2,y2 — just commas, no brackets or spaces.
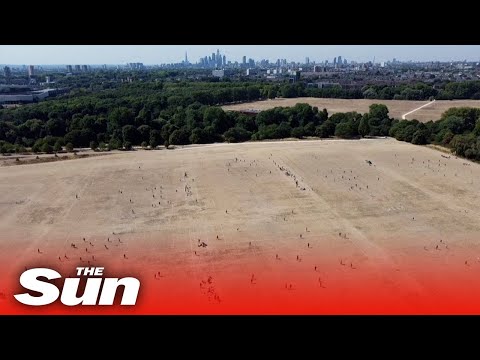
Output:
1,138,480,310
223,98,480,122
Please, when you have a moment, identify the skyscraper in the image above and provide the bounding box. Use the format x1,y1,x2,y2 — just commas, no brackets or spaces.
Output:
4,66,11,84
185,52,188,64
216,49,221,68
222,55,226,67
242,56,247,66
28,65,34,77
305,57,310,65
66,65,73,73
337,56,342,67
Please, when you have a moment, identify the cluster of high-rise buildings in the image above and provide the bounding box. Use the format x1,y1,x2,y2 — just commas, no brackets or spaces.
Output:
196,49,227,69
188,51,349,70
127,63,144,70
332,56,348,67
66,65,91,73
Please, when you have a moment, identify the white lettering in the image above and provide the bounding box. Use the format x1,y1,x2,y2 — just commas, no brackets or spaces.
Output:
99,277,140,305
14,268,61,306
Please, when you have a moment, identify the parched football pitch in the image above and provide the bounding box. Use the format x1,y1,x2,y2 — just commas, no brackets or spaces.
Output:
223,97,480,122
1,138,480,312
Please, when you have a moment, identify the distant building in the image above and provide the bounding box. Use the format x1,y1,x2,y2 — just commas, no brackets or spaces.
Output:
313,65,325,73
305,57,310,65
127,63,144,70
337,56,342,67
212,69,225,78
242,56,247,66
289,71,301,83
216,49,221,68
81,65,88,72
0,88,68,105
28,65,34,77
222,55,226,67
74,65,81,72
66,65,73,73
4,66,11,84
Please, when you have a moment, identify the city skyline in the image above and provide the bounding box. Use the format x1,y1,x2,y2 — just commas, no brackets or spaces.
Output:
1,45,480,66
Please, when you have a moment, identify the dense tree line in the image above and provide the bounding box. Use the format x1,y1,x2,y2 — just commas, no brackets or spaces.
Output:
389,107,480,160
1,78,480,162
0,81,269,152
291,81,480,101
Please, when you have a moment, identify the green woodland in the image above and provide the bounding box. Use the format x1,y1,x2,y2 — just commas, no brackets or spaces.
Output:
1,79,480,161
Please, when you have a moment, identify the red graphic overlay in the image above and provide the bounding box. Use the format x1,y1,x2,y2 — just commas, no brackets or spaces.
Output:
1,235,480,315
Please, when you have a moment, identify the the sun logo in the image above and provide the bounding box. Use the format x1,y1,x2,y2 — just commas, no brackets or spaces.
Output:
14,267,140,306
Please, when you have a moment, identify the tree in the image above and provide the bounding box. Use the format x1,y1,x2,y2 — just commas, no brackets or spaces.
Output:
122,125,139,145
224,127,252,143
439,115,466,134
137,125,151,143
31,139,43,153
123,141,133,150
45,118,65,137
315,120,335,138
358,116,370,137
291,127,305,139
276,122,292,138
65,143,74,152
189,128,211,144
108,107,134,132
304,122,316,136
0,142,14,154
398,125,417,142
53,140,63,152
141,141,148,149
90,140,99,151
149,129,162,149
280,85,298,98
334,122,356,139
64,130,83,147
369,104,389,120
41,143,53,154
411,130,428,145
267,88,277,99
169,128,190,145
363,88,378,99
203,107,229,134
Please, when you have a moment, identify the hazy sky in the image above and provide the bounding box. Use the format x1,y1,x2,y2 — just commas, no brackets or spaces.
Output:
1,45,479,65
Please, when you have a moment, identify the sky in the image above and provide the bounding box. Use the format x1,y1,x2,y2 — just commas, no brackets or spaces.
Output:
0,45,479,65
